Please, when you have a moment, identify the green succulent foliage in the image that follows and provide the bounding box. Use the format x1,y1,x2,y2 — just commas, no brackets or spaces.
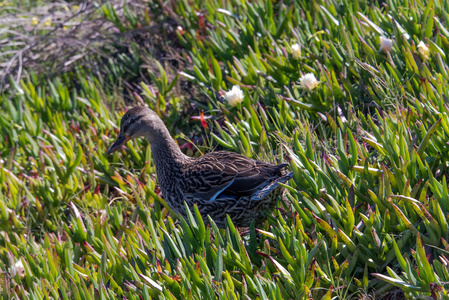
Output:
5,0,449,299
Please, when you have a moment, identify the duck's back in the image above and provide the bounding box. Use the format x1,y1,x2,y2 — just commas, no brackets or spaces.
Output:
182,151,288,197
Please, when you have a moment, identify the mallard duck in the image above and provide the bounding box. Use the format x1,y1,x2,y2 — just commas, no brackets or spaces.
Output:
107,106,293,228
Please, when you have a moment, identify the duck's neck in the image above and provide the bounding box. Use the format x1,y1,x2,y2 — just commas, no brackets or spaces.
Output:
145,129,188,182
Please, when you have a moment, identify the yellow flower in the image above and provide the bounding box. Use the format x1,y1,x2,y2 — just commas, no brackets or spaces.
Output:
44,18,52,27
417,41,430,61
73,5,79,10
291,43,301,60
31,17,39,26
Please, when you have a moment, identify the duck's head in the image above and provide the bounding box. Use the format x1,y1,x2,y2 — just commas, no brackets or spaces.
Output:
107,106,166,154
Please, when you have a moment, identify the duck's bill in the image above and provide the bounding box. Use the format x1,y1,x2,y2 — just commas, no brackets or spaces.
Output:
107,135,131,154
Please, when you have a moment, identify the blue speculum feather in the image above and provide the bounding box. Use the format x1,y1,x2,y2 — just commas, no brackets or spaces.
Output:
209,179,235,201
216,194,238,200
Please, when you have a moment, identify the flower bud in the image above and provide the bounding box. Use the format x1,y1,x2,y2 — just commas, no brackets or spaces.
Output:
380,36,393,53
291,43,301,60
417,41,430,60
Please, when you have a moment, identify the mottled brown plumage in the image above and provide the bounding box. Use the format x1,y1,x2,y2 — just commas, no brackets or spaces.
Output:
107,106,293,228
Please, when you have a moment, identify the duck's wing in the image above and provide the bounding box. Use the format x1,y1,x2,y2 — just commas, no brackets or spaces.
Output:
180,151,289,202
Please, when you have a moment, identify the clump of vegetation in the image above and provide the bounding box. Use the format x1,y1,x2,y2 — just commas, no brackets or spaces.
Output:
2,0,449,299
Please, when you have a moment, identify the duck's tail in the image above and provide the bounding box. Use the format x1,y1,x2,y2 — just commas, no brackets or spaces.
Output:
253,171,293,201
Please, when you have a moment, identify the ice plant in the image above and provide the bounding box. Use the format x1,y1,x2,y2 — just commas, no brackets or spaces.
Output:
225,85,244,106
291,43,301,60
299,73,319,90
7,1,449,299
418,41,430,60
380,36,393,52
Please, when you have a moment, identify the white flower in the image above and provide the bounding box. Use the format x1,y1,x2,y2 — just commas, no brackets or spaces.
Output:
417,41,430,60
176,26,184,35
291,43,301,60
299,73,319,90
225,85,244,107
9,259,25,278
380,36,393,53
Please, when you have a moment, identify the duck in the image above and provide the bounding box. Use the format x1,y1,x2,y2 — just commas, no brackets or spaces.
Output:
107,106,293,228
